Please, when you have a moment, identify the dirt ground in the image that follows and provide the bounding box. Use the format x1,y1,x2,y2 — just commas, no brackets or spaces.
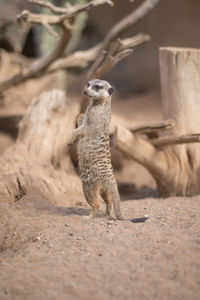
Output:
0,93,200,300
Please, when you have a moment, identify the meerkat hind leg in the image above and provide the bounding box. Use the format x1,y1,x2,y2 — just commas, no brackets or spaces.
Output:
82,185,99,220
109,182,124,220
101,190,112,218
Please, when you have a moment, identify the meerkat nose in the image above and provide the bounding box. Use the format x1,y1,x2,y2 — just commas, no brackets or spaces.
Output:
83,90,87,96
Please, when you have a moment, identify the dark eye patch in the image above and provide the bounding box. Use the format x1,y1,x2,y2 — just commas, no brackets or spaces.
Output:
94,84,103,90
87,82,90,88
108,87,113,95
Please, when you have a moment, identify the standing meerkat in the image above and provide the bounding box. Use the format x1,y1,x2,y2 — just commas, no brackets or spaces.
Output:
69,79,123,220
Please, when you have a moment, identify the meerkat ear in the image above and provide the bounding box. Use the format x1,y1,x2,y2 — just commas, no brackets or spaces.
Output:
108,87,114,95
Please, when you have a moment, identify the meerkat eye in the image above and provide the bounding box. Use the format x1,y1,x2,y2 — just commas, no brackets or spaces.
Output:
108,87,113,95
94,84,103,90
87,82,90,88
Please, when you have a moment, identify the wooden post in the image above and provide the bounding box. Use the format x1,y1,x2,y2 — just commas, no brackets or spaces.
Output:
114,47,200,197
158,47,200,196
160,47,200,134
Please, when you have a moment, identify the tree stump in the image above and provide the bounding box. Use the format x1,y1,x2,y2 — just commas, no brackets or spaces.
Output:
114,47,200,197
0,89,83,205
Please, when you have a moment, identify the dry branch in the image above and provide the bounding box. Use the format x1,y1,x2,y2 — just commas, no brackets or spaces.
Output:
129,120,175,139
88,0,161,78
151,133,200,147
113,124,166,175
48,44,101,73
29,0,114,16
49,33,149,75
19,0,113,32
130,119,174,135
0,26,70,94
103,0,160,48
88,33,150,79
0,0,112,95
81,0,161,112
80,33,150,112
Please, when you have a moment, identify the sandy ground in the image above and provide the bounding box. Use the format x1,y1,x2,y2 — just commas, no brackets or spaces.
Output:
0,93,200,300
0,194,200,300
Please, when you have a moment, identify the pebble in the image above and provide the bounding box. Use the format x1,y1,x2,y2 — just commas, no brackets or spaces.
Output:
33,236,41,242
69,232,74,236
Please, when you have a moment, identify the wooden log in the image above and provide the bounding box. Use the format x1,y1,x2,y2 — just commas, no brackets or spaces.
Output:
160,47,200,134
0,89,83,205
114,47,200,197
159,47,200,196
114,124,166,174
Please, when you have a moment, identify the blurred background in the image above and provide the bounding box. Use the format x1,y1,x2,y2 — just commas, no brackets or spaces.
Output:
0,0,200,95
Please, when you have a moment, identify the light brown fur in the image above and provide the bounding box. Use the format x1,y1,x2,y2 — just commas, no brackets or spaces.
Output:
69,79,123,220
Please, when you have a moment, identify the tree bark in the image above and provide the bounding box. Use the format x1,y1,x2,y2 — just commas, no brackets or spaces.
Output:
0,89,83,205
158,47,200,196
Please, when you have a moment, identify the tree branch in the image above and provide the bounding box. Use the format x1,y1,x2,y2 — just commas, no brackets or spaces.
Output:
0,25,71,93
28,0,114,19
47,33,149,75
151,133,200,147
80,33,150,112
0,0,112,95
48,44,101,73
87,33,150,80
113,124,166,175
80,0,161,112
130,119,175,134
88,0,161,77
29,0,73,14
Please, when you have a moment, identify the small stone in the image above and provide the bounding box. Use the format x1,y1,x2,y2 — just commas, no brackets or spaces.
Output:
98,253,103,256
65,223,69,227
33,236,41,242
69,232,74,236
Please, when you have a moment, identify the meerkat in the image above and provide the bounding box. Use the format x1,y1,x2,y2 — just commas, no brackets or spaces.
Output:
69,79,123,220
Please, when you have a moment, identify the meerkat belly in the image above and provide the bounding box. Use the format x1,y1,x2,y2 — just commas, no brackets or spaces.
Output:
78,136,113,183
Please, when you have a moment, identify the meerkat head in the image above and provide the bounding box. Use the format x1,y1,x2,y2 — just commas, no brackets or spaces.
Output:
83,79,113,102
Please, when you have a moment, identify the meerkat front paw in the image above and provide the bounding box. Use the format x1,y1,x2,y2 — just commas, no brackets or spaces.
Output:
68,138,74,146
